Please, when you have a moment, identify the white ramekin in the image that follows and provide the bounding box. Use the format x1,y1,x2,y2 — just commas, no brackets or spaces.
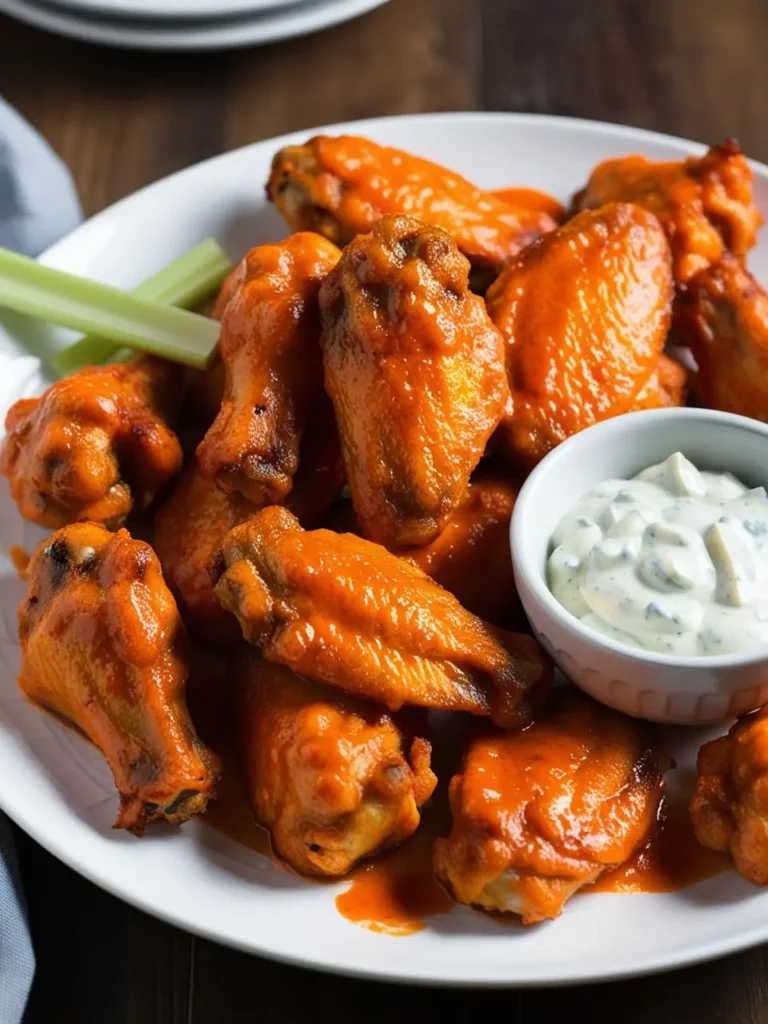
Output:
510,408,768,724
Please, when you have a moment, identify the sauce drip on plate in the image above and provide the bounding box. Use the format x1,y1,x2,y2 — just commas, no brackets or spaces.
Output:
335,822,453,936
589,795,730,893
491,187,565,221
188,652,731,932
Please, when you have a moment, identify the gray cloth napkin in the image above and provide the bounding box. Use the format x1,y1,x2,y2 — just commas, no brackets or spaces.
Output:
0,96,83,1024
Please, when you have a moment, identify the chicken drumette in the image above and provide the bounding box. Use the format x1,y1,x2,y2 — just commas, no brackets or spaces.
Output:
18,522,220,835
213,506,551,728
320,214,509,547
267,135,556,275
486,202,674,468
573,140,762,284
690,707,768,884
676,254,768,420
196,232,341,505
1,357,183,529
433,688,668,924
237,654,436,877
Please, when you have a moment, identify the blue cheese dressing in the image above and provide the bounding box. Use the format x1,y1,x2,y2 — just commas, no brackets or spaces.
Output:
547,453,768,656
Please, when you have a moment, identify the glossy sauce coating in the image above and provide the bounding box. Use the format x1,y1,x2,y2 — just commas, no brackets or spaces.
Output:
676,254,768,421
213,505,552,728
196,232,341,504
18,523,219,834
591,796,729,893
320,214,510,547
400,473,523,628
1,357,183,529
237,655,436,878
267,135,557,271
433,688,669,923
491,187,565,222
486,202,674,468
574,141,762,284
691,706,768,884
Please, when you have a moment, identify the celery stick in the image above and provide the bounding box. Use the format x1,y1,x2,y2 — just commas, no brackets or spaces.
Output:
0,247,221,370
52,240,231,376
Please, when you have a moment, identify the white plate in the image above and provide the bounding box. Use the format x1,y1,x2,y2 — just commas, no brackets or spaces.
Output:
2,113,768,987
0,0,389,50
43,0,306,22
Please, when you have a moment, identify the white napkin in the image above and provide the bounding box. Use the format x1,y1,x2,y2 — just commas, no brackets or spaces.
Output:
0,96,83,1024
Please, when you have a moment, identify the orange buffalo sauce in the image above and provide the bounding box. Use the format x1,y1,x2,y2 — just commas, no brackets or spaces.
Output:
202,788,732,929
492,187,565,222
192,647,731,933
588,796,730,894
335,820,453,936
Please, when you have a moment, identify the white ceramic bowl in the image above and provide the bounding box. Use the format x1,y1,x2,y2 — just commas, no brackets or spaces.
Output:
511,407,768,724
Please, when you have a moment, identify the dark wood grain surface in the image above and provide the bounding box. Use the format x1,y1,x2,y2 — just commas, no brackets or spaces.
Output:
3,0,768,1019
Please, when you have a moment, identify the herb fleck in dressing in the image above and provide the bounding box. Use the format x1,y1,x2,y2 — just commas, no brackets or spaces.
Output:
547,453,768,656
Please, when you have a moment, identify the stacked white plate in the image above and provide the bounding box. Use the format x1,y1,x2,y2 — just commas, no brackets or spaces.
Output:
0,0,390,50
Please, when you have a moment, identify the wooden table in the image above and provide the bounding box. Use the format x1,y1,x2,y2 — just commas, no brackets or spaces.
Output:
3,0,768,1019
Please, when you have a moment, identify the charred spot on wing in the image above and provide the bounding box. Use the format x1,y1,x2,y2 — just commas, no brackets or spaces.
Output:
134,545,152,581
208,550,227,586
43,453,65,476
164,789,198,816
45,537,71,589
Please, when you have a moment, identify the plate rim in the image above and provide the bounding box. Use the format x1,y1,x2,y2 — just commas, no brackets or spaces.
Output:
0,0,391,50
40,0,311,23
5,110,768,987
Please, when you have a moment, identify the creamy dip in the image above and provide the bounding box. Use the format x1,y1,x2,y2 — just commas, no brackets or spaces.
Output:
547,452,768,656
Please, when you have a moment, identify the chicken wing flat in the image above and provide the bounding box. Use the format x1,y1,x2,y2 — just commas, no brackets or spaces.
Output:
237,654,436,877
267,135,556,273
676,254,768,420
400,473,522,628
433,688,668,923
196,232,341,505
213,506,552,728
573,141,762,284
690,708,768,884
320,214,510,547
486,202,674,468
18,522,220,835
1,357,182,530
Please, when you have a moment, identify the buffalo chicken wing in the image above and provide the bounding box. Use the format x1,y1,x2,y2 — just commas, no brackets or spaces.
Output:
433,688,668,923
486,202,674,468
196,232,341,504
676,254,768,420
1,357,182,529
213,506,552,728
573,141,761,284
267,135,556,274
320,214,509,547
691,707,768,884
18,522,219,834
238,654,436,877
